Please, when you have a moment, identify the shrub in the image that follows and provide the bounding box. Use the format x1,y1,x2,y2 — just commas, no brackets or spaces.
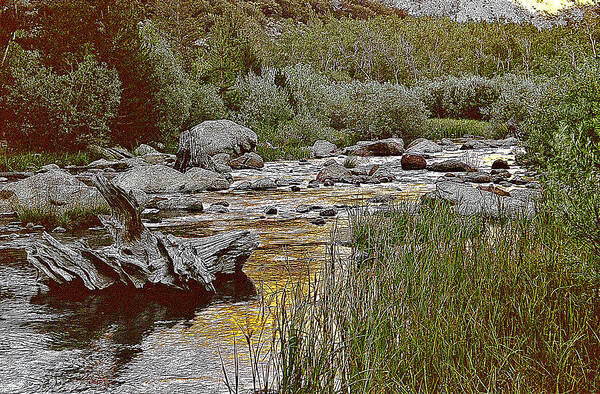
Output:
228,68,294,130
425,118,499,140
186,82,227,127
485,73,545,133
417,75,499,120
525,59,600,164
0,48,121,151
321,80,429,141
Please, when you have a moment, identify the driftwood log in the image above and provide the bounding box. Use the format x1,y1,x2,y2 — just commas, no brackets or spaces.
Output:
22,175,259,292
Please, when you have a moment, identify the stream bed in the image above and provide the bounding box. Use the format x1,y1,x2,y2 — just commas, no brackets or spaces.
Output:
0,144,528,393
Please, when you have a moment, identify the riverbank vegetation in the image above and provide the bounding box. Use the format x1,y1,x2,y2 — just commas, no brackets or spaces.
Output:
0,1,598,156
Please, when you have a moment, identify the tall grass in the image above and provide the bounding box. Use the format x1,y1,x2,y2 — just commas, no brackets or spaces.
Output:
16,205,108,230
0,151,96,172
271,203,600,392
425,118,504,140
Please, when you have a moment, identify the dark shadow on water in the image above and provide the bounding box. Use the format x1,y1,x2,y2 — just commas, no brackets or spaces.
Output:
26,273,256,382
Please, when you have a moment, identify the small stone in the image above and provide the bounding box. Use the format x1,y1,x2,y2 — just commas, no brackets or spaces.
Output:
491,159,510,170
142,208,160,215
307,180,320,188
265,206,278,215
310,205,325,211
0,177,8,182
53,227,67,233
296,205,310,213
510,176,528,185
311,217,326,225
208,205,229,213
320,208,338,217
290,185,301,192
323,179,334,187
212,201,230,207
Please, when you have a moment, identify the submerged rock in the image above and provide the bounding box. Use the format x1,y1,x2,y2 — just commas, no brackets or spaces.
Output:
492,159,510,170
183,168,231,192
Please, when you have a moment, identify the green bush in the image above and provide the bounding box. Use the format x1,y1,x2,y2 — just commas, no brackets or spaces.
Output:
0,48,121,151
417,75,499,120
425,118,500,140
228,68,294,130
186,82,227,127
525,59,600,164
485,73,545,132
321,80,429,140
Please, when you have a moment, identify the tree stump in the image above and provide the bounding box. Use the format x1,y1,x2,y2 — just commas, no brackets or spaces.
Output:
20,175,259,292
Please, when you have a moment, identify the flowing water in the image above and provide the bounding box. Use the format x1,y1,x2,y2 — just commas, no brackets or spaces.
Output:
0,146,525,393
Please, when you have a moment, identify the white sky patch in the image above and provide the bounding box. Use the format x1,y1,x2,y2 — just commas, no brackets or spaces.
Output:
517,0,595,14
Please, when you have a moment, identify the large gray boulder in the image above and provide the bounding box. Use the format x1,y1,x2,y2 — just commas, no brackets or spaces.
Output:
316,162,353,183
312,140,338,158
424,181,537,217
183,168,231,192
134,144,160,156
175,120,258,172
405,138,442,154
0,169,107,214
343,138,404,157
113,164,189,194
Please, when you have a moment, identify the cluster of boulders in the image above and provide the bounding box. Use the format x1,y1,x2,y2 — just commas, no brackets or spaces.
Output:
0,119,541,231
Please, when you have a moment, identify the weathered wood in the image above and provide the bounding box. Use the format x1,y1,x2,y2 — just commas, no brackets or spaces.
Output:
16,174,259,293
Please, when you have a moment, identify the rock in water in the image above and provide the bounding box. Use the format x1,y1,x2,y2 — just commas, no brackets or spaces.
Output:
183,168,231,192
175,120,258,172
0,169,107,215
229,152,264,170
401,154,427,170
491,159,510,169
113,164,190,194
312,140,338,158
427,160,476,172
405,138,442,154
343,138,405,157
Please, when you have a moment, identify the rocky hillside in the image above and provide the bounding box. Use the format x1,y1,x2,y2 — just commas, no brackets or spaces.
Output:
382,0,588,25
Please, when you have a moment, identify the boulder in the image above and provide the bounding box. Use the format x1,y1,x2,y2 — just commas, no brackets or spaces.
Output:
175,120,258,172
134,144,160,156
153,196,204,212
316,162,352,183
229,152,264,170
183,168,231,192
250,178,278,191
312,140,338,158
343,138,404,157
89,145,133,161
465,172,492,183
406,138,442,154
212,153,233,173
401,154,427,170
427,160,476,173
113,165,189,194
460,139,487,150
0,169,107,214
424,181,536,217
491,159,510,170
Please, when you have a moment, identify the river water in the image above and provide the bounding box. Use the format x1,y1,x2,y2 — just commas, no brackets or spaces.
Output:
0,145,524,393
